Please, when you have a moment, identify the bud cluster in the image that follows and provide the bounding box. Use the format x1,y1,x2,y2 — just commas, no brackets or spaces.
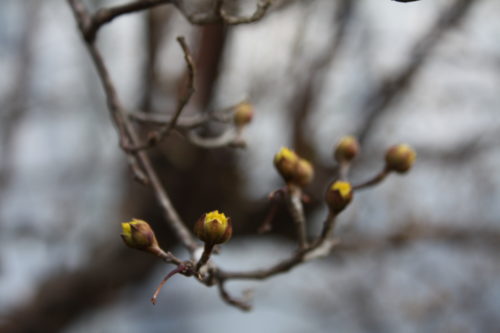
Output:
274,147,314,186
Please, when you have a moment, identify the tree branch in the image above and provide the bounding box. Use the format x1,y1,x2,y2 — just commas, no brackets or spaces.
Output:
67,0,199,253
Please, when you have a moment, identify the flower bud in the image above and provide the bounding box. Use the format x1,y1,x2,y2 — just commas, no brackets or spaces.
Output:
325,181,353,214
121,219,160,252
233,102,254,127
385,144,416,173
294,158,314,186
274,147,300,182
334,136,359,163
194,210,232,245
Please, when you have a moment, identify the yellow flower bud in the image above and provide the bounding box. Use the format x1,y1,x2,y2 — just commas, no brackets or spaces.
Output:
385,144,416,173
194,210,232,245
274,147,300,182
274,147,315,187
294,158,314,186
334,136,359,163
325,181,353,214
121,219,160,252
233,102,254,127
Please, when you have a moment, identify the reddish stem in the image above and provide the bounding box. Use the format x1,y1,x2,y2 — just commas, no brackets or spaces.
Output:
151,264,186,305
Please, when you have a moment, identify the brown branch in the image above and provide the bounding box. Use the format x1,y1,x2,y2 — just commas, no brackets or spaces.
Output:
128,99,245,127
129,111,208,128
67,0,199,253
338,160,351,181
352,167,390,191
217,280,252,311
285,185,308,250
151,264,187,305
196,243,214,271
83,0,274,42
87,0,173,41
185,128,246,149
316,212,337,244
166,37,196,132
153,248,184,266
218,212,338,281
75,9,150,184
124,36,196,152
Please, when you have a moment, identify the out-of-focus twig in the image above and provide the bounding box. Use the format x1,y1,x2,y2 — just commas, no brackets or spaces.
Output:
67,0,199,253
285,185,308,250
219,0,273,25
356,0,477,144
124,36,195,152
84,0,274,41
186,128,246,149
352,167,390,191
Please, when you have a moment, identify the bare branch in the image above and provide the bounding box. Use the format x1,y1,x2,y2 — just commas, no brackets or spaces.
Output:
217,280,252,311
67,0,199,253
82,0,275,41
220,0,273,25
185,128,246,149
124,36,195,152
87,0,173,41
129,111,208,128
128,99,245,127
352,167,390,191
285,185,308,250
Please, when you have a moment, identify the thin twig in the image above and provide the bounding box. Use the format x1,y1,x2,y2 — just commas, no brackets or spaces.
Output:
352,167,390,191
165,37,196,135
128,111,208,128
196,243,214,271
338,160,351,180
151,264,186,305
217,280,252,311
69,0,149,184
88,0,173,41
285,185,308,250
128,99,246,127
67,0,199,253
152,248,184,266
186,128,245,149
124,36,196,152
84,0,274,41
258,189,286,233
316,212,337,244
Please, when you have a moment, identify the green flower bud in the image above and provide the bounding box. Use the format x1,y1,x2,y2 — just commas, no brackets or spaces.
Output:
325,181,353,214
385,144,416,173
194,210,232,245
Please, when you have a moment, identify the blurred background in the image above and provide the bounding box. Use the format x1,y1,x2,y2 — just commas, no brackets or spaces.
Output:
1,0,500,332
